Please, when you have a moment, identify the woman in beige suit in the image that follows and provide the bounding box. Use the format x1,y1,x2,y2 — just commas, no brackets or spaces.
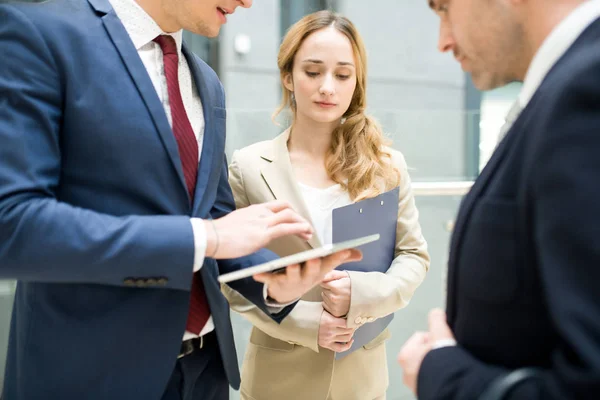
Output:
222,10,430,400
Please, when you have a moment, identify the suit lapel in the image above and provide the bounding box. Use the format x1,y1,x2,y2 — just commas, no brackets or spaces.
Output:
91,0,188,201
182,46,219,217
261,130,322,249
446,108,527,322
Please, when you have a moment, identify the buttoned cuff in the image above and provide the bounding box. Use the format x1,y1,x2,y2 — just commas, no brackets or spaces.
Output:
190,218,207,273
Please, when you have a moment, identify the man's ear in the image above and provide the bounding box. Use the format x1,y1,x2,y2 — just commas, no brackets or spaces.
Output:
283,73,294,92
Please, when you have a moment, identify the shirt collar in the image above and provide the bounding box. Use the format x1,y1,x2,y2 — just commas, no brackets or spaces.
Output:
519,0,600,107
108,0,183,53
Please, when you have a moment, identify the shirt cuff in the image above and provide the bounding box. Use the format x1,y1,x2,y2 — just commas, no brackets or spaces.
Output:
431,338,458,350
190,218,207,272
263,284,297,313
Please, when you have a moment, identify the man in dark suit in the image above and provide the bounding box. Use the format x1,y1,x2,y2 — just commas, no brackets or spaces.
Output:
0,0,361,399
398,0,600,398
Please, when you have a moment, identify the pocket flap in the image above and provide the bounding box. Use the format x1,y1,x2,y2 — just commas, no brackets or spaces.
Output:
249,328,295,352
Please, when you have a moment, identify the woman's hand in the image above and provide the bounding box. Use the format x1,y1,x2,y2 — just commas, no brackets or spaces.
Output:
318,310,355,352
320,270,352,317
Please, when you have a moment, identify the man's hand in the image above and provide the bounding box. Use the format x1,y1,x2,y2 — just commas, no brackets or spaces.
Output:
205,201,313,259
428,308,456,345
320,270,352,318
254,249,362,304
318,310,356,352
397,331,431,395
397,309,455,395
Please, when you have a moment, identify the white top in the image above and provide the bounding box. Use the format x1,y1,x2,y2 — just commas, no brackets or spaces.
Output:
298,182,353,245
519,0,600,108
108,0,212,339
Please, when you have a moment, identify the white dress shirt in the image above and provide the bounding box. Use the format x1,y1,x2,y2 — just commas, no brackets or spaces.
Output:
108,0,213,339
434,0,600,352
519,0,600,108
297,182,352,245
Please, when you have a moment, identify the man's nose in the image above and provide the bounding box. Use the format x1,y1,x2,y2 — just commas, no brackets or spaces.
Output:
437,21,455,53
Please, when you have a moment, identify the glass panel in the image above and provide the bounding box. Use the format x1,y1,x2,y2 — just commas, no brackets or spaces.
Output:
0,281,15,391
225,109,481,182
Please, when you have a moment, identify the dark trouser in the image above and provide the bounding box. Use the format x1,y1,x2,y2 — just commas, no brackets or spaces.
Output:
161,332,229,400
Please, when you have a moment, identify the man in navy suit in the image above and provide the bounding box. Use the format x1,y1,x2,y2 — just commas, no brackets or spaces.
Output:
0,0,362,399
398,0,600,398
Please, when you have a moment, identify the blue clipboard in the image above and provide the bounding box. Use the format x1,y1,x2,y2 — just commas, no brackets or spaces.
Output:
332,186,399,359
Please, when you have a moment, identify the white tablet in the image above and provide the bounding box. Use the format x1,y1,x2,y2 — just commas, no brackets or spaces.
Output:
217,234,380,284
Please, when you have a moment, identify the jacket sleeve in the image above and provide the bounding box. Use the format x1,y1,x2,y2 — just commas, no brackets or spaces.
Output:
346,151,430,329
0,5,196,291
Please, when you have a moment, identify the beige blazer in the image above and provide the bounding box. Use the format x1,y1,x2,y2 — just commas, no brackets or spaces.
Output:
223,129,430,400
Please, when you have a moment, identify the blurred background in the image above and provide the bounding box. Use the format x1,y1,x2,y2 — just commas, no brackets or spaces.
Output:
0,0,522,398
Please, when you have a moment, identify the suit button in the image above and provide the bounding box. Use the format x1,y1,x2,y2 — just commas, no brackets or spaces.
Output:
367,317,375,323
124,278,135,286
354,316,363,325
147,278,158,286
361,317,368,324
157,278,168,286
135,279,146,287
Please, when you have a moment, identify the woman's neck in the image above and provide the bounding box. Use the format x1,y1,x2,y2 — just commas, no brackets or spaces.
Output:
287,114,339,159
287,114,341,188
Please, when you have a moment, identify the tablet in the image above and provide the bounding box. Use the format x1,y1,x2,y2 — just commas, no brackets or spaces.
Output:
217,233,380,284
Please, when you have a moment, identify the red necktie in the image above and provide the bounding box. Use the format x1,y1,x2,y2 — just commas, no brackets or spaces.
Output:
154,35,210,335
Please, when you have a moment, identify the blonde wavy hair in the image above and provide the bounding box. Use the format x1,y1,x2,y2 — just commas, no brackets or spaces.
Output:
274,10,401,201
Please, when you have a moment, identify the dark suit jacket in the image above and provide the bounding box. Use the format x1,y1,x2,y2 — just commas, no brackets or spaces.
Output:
418,18,600,400
0,0,292,398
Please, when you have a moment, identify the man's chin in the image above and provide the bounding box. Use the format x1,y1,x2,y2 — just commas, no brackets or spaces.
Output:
189,24,221,38
204,28,220,38
471,72,507,91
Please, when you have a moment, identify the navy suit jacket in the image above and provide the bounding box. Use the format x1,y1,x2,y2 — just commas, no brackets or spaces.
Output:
418,18,600,400
0,0,292,398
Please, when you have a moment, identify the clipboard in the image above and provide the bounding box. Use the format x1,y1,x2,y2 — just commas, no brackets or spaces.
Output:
332,187,399,358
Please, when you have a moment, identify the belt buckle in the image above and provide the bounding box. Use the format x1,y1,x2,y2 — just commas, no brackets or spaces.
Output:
178,340,194,359
178,335,205,359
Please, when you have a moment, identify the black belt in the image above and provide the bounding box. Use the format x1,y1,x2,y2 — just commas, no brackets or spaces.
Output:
178,331,217,359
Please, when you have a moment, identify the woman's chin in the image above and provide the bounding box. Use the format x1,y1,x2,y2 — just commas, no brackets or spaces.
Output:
308,112,344,124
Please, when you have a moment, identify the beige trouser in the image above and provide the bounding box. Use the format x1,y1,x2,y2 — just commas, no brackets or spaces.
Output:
240,393,386,400
239,340,389,400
